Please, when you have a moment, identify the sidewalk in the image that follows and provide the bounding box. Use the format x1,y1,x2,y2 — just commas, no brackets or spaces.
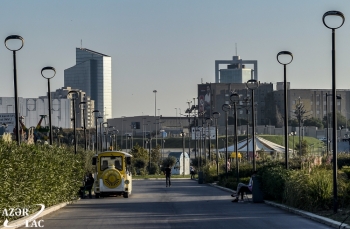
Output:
208,182,350,229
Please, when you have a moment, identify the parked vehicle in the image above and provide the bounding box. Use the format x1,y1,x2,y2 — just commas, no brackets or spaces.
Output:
92,151,132,198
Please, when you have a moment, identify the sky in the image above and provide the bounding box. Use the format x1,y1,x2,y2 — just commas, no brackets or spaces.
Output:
0,0,350,118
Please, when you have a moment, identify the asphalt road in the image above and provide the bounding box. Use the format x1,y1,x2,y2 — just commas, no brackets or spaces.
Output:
28,179,333,229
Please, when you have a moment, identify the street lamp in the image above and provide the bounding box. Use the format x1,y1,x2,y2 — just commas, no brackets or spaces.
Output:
98,116,103,151
277,51,293,169
153,90,157,145
68,91,78,154
79,101,87,150
230,92,240,182
222,104,231,178
205,118,212,162
180,131,186,177
5,35,24,145
246,79,259,170
41,66,56,145
103,122,108,151
290,131,296,156
92,110,99,153
323,10,345,214
145,137,152,173
212,112,220,176
325,93,341,155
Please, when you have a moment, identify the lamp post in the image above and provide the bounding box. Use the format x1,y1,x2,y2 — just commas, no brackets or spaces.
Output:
109,126,115,150
325,93,341,155
180,131,185,177
103,122,108,150
41,67,56,145
92,110,99,153
290,131,296,156
297,97,302,157
193,97,197,158
98,116,103,151
212,112,220,176
246,79,260,170
205,118,212,162
68,91,78,154
145,137,152,173
323,10,345,214
222,104,231,178
5,35,24,145
277,51,293,169
230,92,240,182
79,101,87,150
153,90,157,145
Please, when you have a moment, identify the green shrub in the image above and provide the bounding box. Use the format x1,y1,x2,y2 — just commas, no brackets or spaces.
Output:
0,141,86,223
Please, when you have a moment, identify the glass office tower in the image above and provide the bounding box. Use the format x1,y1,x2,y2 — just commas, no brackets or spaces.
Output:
64,48,112,120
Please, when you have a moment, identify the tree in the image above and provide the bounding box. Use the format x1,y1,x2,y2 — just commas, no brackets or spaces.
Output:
323,111,347,128
161,156,176,171
293,101,310,130
295,140,308,156
303,117,323,129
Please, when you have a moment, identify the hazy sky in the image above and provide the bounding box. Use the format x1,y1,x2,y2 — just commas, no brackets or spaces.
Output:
0,1,350,118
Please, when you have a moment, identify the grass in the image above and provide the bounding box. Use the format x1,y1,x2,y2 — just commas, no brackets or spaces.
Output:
259,135,325,153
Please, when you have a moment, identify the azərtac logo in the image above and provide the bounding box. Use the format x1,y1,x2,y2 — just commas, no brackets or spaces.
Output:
2,204,45,228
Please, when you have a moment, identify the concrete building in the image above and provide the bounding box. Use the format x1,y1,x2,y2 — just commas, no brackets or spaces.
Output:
0,87,95,133
271,85,350,127
64,48,112,121
49,87,95,128
0,97,71,132
198,82,274,126
215,56,258,83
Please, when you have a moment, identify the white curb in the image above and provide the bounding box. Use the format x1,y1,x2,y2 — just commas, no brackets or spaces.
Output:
0,200,75,229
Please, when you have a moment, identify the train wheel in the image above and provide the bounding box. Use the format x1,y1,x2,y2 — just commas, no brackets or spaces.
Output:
123,192,129,198
95,193,100,198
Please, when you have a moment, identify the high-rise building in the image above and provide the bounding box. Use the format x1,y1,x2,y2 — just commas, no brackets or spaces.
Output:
215,56,258,83
64,48,112,120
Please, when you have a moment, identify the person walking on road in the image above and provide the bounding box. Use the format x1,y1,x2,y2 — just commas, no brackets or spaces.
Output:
190,166,195,179
164,165,172,187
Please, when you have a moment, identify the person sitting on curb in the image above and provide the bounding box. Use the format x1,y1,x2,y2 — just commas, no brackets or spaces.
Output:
80,173,94,199
231,171,257,202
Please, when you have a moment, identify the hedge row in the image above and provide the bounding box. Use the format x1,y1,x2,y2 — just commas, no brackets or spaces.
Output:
0,141,92,223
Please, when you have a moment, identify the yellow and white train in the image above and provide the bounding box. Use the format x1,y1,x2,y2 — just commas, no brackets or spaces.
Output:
92,151,132,198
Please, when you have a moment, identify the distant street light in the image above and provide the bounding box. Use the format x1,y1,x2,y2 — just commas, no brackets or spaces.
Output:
212,112,220,176
79,101,87,150
103,122,108,151
98,116,103,151
68,90,78,154
277,51,293,169
180,131,186,177
153,90,157,145
41,66,56,145
92,110,99,154
5,35,24,145
222,104,231,178
323,10,345,213
205,118,212,162
246,78,260,170
230,92,240,182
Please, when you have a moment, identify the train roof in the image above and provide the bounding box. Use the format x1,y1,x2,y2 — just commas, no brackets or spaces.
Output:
96,151,133,157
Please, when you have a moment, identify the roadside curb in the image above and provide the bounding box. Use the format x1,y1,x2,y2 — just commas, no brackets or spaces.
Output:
264,201,350,229
208,183,350,229
0,200,77,229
